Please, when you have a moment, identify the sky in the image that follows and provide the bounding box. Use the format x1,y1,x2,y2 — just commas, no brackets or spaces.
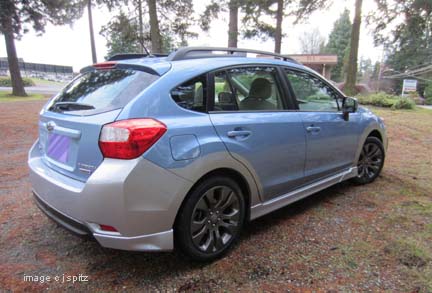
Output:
0,0,383,72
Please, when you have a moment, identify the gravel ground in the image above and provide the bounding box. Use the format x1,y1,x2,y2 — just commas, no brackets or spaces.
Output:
0,100,431,292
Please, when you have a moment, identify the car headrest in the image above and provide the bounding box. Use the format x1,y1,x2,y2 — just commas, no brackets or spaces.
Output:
248,78,272,100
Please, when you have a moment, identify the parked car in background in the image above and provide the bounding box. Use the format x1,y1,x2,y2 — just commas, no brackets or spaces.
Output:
28,47,387,261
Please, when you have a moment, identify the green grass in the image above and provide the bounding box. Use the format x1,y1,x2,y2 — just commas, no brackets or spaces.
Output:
384,199,432,291
384,239,430,268
384,238,432,291
369,105,430,116
0,90,47,102
30,77,66,86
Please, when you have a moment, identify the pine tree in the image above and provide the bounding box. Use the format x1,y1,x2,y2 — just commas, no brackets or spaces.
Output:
0,0,86,96
101,0,195,56
323,9,352,82
345,0,363,96
147,0,161,52
100,11,143,58
370,0,432,73
200,0,244,48
242,0,330,54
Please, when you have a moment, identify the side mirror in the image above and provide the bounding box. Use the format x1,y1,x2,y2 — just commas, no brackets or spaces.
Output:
342,97,358,121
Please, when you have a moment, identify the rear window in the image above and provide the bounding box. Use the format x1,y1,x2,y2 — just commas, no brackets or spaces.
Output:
47,69,158,115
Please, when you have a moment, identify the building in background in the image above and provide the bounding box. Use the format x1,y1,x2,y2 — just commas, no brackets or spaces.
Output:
0,57,73,82
287,54,338,80
257,53,338,81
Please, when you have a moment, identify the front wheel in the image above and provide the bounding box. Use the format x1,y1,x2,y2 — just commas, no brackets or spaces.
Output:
175,176,246,261
351,137,385,185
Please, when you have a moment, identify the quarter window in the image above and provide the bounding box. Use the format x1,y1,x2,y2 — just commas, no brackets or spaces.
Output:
171,75,206,112
285,69,340,112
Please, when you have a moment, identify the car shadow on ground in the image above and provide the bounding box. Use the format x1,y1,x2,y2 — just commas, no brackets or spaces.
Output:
64,180,357,286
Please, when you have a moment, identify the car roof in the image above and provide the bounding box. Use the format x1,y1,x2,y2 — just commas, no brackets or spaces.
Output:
116,56,308,76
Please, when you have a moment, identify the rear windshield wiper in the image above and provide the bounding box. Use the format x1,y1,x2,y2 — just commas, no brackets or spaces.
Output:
50,102,95,112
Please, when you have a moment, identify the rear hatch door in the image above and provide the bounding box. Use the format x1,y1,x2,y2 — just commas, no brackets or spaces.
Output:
38,66,159,182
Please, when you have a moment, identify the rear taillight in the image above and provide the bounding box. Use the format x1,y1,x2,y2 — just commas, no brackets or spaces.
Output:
99,118,167,159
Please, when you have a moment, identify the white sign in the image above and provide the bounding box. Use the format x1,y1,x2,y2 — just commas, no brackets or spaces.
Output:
402,79,417,95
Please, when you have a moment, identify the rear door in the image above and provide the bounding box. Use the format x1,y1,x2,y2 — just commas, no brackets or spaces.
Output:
283,68,360,183
38,67,159,181
209,66,306,201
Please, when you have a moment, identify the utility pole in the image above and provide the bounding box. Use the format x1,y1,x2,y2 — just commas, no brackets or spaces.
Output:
138,0,145,53
88,0,97,63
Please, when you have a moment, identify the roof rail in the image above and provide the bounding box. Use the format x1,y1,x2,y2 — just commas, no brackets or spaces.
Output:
166,47,300,64
108,53,169,61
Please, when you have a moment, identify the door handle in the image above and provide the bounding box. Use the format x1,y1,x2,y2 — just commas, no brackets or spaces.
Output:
306,126,321,133
227,130,252,138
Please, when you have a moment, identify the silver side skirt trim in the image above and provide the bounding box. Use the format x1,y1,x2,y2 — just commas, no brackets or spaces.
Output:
250,167,358,220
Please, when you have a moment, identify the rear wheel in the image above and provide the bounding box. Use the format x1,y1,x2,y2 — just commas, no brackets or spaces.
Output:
175,176,246,261
351,137,385,185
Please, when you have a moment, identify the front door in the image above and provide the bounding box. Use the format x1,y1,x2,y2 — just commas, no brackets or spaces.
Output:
284,68,361,182
209,66,306,200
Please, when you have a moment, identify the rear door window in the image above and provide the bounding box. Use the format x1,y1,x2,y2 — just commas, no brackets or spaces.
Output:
212,67,284,111
48,69,159,115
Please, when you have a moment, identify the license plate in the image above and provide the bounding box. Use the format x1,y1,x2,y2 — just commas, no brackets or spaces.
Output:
47,133,71,164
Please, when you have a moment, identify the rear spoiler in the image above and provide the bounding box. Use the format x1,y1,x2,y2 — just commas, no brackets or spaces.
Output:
108,53,168,61
79,62,161,76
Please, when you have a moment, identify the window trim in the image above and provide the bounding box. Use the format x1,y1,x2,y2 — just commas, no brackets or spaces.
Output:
275,66,298,110
207,64,292,113
282,67,347,113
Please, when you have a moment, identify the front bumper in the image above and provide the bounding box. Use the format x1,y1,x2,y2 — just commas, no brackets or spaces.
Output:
28,140,193,251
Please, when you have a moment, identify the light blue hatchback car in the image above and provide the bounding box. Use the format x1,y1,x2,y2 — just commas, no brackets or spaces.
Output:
28,47,387,261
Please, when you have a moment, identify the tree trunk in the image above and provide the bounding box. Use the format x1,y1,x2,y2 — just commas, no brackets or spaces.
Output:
345,0,363,96
228,0,238,48
274,0,284,53
147,0,162,53
138,0,145,53
87,0,97,63
4,21,26,97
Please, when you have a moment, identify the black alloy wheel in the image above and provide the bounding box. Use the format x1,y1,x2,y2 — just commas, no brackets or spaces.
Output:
175,176,246,261
190,185,241,253
352,137,385,184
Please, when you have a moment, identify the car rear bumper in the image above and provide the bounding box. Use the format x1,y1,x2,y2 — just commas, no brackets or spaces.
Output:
28,140,193,251
33,191,174,251
33,191,91,236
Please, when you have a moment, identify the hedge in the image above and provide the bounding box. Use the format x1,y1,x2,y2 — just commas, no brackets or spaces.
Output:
357,92,415,110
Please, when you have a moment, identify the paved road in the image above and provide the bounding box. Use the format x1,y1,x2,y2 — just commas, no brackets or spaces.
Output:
418,105,432,110
0,85,63,95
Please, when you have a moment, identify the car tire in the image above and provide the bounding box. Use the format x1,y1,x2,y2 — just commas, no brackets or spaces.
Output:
174,176,246,261
351,137,385,185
